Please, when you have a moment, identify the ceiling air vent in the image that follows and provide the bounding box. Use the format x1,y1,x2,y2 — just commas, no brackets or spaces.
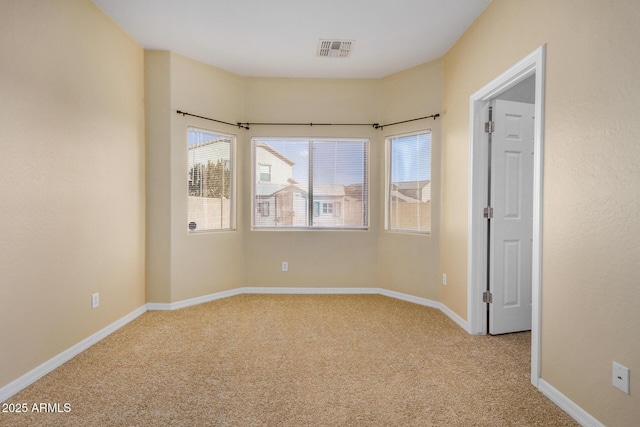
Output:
317,39,354,58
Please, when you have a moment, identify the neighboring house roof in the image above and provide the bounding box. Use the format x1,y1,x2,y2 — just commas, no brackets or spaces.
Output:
257,183,347,198
188,137,232,150
312,184,345,197
392,180,430,191
273,184,307,196
390,190,420,203
345,183,365,200
255,142,295,166
392,180,430,201
255,183,290,197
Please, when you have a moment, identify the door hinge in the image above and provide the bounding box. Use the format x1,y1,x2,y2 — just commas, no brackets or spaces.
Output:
483,206,494,219
484,121,494,134
482,291,493,304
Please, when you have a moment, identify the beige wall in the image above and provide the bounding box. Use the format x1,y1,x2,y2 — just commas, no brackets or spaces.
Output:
145,51,172,303
170,54,247,302
242,77,382,289
441,1,640,425
145,52,246,303
146,58,441,296
379,62,442,300
0,0,145,388
145,58,442,297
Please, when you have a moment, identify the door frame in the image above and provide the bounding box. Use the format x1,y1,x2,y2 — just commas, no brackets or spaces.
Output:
467,45,546,387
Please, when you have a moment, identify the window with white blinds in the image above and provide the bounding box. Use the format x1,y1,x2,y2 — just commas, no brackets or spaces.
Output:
187,127,235,232
386,130,431,233
252,137,369,229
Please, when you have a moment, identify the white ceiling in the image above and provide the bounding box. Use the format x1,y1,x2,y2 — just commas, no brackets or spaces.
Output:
92,0,492,79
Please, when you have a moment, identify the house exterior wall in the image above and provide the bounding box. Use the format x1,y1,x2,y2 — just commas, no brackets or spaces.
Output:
188,140,231,169
291,193,308,227
254,195,278,227
421,182,431,202
254,145,294,187
253,145,298,227
312,196,346,227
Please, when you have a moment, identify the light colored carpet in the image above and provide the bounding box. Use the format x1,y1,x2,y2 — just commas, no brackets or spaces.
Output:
0,294,578,426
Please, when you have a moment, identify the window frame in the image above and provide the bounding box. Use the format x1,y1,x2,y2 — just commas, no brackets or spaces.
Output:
257,201,270,217
258,164,272,182
385,129,432,235
322,202,333,215
252,136,369,231
187,126,237,233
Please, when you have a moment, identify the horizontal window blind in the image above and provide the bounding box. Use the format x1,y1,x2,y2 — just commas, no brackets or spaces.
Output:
187,127,235,232
253,137,369,229
387,131,431,233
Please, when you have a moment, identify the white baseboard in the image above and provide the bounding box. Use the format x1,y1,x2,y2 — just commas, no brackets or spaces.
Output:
538,379,605,427
148,287,468,333
147,288,243,311
7,289,597,427
0,305,146,403
241,286,380,295
378,288,441,309
377,289,470,333
438,303,471,333
147,287,381,311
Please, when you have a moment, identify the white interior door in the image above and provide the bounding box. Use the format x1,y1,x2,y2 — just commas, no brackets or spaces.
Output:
489,99,535,335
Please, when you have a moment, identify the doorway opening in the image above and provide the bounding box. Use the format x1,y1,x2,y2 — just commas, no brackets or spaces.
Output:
467,45,546,387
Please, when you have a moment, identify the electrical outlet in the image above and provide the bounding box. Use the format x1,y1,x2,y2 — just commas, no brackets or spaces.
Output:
91,293,99,309
282,261,288,272
442,273,447,285
612,362,630,394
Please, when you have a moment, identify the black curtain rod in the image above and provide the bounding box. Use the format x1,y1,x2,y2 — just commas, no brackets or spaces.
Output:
176,110,439,130
376,114,440,129
176,110,249,129
238,122,378,128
